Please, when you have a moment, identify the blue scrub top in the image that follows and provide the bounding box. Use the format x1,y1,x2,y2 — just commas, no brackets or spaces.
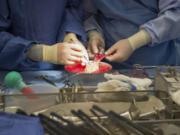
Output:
92,0,180,66
0,0,86,71
0,112,44,135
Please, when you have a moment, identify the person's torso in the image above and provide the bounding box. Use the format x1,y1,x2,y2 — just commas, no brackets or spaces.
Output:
92,0,158,43
5,0,71,70
92,0,179,66
8,0,67,45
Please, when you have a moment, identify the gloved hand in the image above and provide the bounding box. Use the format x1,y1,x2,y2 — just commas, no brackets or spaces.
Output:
87,30,105,59
56,42,86,65
27,42,85,65
105,39,133,62
63,32,79,43
64,32,89,64
105,29,152,63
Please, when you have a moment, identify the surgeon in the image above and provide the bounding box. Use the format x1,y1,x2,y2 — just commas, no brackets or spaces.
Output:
84,0,180,67
0,0,87,71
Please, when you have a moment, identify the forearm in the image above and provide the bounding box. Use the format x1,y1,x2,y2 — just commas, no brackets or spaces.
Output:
27,44,59,64
26,44,43,62
83,0,103,34
0,31,36,69
61,0,86,42
140,0,180,45
128,29,152,51
84,16,103,34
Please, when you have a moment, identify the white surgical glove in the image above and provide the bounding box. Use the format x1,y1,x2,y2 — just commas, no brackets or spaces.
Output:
105,29,152,63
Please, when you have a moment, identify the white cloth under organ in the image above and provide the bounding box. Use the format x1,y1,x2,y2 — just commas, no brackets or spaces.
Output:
84,61,99,73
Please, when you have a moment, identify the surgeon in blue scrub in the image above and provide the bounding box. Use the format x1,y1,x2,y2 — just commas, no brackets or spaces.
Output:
84,0,180,67
0,0,87,71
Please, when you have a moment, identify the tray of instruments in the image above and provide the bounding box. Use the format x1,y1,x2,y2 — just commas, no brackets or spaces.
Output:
14,104,180,135
155,66,180,96
39,105,180,135
2,89,180,135
0,88,173,115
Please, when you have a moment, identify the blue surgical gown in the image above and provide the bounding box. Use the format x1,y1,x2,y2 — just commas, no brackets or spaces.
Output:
0,112,44,135
0,0,86,71
88,0,180,66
